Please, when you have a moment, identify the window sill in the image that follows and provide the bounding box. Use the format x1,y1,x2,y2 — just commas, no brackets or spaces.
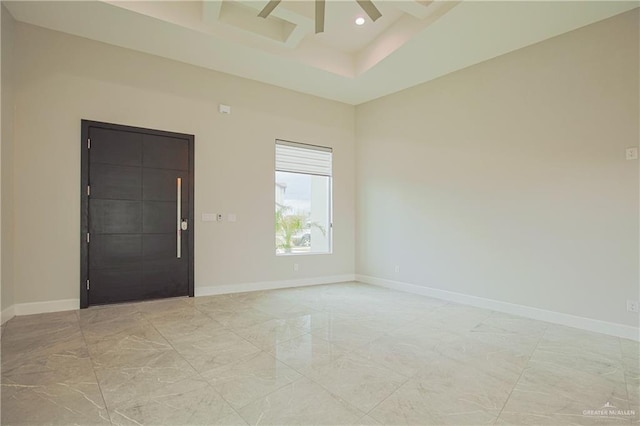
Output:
276,251,333,257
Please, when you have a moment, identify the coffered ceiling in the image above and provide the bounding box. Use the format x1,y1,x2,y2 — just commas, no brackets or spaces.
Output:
4,1,638,104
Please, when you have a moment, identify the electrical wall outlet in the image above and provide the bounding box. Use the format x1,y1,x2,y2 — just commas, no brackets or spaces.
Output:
627,300,639,313
625,147,638,160
293,263,299,272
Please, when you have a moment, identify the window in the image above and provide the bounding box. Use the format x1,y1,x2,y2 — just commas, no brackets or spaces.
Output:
275,140,332,255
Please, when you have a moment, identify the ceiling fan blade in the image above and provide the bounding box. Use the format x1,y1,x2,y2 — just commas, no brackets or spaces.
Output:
356,0,382,22
315,0,326,33
258,0,281,18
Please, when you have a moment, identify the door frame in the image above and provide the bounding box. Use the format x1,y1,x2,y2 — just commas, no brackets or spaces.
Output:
80,120,195,308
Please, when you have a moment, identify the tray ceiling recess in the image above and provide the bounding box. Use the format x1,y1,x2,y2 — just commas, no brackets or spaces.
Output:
259,0,383,34
197,0,460,77
4,1,637,104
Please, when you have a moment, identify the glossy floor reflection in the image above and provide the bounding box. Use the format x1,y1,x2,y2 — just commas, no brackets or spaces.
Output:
1,282,638,425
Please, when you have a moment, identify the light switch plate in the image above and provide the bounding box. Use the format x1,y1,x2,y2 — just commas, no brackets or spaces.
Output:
202,213,216,222
625,147,638,160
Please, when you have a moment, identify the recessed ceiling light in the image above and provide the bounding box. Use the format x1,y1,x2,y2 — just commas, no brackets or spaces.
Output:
355,17,365,26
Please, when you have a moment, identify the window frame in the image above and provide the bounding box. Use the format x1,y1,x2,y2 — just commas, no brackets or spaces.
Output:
275,139,333,256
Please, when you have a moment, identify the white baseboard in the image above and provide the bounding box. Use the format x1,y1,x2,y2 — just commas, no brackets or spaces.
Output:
1,305,15,325
0,275,356,320
13,299,79,316
356,274,640,342
196,274,356,297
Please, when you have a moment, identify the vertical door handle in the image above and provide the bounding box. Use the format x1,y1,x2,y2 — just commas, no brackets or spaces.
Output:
177,177,182,259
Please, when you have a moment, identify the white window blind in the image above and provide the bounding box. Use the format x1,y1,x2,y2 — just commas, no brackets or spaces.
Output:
276,140,332,177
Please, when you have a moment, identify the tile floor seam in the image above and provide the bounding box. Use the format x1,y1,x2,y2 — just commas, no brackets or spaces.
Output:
360,373,414,422
91,306,200,418
75,309,114,426
251,304,321,319
123,307,260,423
234,327,310,352
310,321,393,355
142,310,251,425
618,336,635,424
293,348,409,418
268,332,349,376
492,322,548,423
5,284,638,425
162,308,303,418
189,304,265,346
348,340,417,380
619,337,630,393
356,312,513,424
225,354,308,412
283,372,369,420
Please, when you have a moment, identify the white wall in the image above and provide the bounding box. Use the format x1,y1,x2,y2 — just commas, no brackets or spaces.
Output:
10,22,355,307
1,5,15,318
4,7,639,339
355,10,639,329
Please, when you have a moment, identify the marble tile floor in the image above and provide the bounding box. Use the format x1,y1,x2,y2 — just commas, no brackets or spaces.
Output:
1,282,638,425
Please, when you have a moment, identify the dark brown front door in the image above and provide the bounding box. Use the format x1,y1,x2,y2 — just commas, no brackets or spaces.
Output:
80,120,194,308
